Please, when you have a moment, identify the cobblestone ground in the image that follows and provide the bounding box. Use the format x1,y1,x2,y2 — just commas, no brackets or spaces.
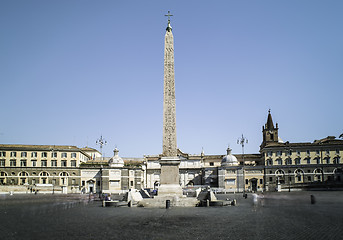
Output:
0,191,342,240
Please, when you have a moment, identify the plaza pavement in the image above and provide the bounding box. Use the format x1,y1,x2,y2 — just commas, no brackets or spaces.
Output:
0,191,342,240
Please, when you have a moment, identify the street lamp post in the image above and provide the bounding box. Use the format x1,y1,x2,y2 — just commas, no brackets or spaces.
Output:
99,165,103,198
96,135,107,159
50,147,55,195
237,134,248,197
285,147,293,192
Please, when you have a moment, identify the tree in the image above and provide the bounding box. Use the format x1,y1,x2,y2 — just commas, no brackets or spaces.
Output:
340,133,343,139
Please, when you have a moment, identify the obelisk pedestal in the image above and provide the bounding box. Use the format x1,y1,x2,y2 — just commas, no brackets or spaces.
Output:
158,157,183,196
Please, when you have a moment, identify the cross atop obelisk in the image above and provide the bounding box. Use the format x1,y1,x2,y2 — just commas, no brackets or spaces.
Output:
165,11,173,22
162,10,177,157
164,11,173,32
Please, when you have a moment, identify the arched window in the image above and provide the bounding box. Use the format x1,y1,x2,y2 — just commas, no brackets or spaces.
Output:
39,171,50,176
285,158,292,165
314,157,320,164
18,171,29,185
59,172,69,185
276,158,282,165
314,168,323,181
275,169,285,184
334,157,340,164
266,159,273,166
59,172,69,176
18,171,29,177
0,171,8,185
333,168,343,182
294,169,304,183
39,171,50,184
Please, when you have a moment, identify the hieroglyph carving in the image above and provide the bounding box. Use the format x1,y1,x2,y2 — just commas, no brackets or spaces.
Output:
162,29,177,157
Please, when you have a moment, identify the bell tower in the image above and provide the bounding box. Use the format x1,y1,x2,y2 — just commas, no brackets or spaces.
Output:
261,110,279,148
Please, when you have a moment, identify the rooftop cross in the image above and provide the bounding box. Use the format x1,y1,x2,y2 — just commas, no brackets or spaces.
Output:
164,11,173,23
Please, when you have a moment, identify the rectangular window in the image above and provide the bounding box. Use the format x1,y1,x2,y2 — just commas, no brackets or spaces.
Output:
41,152,47,158
21,152,27,158
20,160,27,167
71,153,76,158
110,181,120,187
72,179,76,185
296,150,301,156
326,157,330,164
269,177,272,182
0,160,5,166
245,179,248,184
10,152,17,157
316,150,320,155
276,151,282,156
61,160,67,167
308,176,311,181
209,162,214,166
51,160,57,167
31,152,37,158
336,149,340,155
0,152,6,157
52,179,56,185
267,151,272,157
82,180,85,186
130,181,134,187
259,179,263,184
41,160,47,167
61,153,67,158
71,160,76,167
306,150,310,155
31,160,37,167
326,150,330,155
32,179,36,184
51,152,57,158
10,159,16,166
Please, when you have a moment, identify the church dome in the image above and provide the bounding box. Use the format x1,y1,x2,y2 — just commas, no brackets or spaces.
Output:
109,148,124,167
221,147,238,167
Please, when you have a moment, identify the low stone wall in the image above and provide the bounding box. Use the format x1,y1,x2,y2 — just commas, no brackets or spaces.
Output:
0,185,29,194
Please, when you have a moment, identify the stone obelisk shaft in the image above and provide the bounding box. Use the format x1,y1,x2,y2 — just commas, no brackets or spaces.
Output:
162,23,177,157
158,19,183,197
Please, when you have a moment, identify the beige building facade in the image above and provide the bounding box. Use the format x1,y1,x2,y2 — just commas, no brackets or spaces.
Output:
1,111,342,194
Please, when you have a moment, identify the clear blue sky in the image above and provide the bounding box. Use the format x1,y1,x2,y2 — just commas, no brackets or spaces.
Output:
1,1,342,157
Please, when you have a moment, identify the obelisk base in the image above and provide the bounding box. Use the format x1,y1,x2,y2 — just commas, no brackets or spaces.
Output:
158,156,183,196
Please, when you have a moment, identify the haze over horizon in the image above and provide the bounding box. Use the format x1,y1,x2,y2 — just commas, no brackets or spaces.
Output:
1,1,342,157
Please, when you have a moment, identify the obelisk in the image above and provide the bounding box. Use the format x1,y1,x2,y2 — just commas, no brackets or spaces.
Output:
158,11,183,196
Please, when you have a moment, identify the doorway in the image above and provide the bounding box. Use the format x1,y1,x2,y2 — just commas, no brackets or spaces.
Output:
250,178,258,192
